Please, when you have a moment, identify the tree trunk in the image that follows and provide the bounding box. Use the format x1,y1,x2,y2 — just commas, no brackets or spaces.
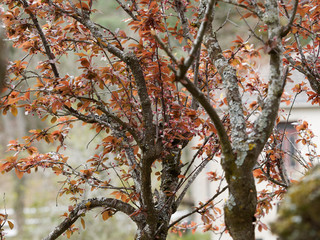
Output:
3,113,27,237
0,26,6,90
14,177,26,236
223,155,257,240
135,221,169,240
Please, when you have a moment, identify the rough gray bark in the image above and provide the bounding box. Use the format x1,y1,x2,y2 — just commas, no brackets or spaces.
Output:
210,1,285,239
201,12,257,240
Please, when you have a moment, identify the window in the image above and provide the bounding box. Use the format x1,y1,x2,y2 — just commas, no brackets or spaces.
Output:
276,122,297,167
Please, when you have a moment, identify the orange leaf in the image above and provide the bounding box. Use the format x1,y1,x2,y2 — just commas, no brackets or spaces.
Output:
241,12,252,19
75,2,90,10
11,105,18,117
253,169,263,177
66,229,71,238
102,210,112,221
61,212,68,217
81,218,85,229
8,220,14,230
52,166,62,175
79,58,90,68
27,146,37,155
15,168,24,179
51,117,57,124
74,53,87,57
133,145,139,155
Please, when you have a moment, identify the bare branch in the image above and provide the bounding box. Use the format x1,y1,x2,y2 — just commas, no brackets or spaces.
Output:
169,186,228,228
258,165,289,188
175,155,213,207
182,132,216,178
219,0,263,19
153,34,178,65
63,105,142,193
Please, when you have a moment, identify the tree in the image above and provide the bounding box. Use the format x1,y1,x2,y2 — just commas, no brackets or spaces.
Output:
0,0,319,240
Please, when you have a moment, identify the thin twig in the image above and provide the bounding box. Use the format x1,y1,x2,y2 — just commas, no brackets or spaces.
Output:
169,185,228,228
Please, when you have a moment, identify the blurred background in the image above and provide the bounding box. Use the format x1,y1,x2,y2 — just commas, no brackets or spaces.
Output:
1,1,306,239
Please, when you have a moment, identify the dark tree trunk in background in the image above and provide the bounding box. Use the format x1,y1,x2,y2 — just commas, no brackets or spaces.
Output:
3,114,27,237
0,25,6,90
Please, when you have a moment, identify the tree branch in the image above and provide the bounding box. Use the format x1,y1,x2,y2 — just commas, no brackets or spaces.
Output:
282,46,320,94
51,1,156,150
280,0,299,37
178,0,216,78
219,0,263,19
173,0,192,42
64,105,142,193
203,31,247,155
169,186,228,228
43,198,138,240
175,155,213,208
73,14,155,149
259,166,289,188
251,0,286,156
20,0,60,78
114,0,138,21
172,72,233,159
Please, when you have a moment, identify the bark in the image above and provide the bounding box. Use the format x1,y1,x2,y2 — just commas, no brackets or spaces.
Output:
222,0,285,239
0,27,6,90
177,1,286,239
135,223,169,240
223,155,257,240
199,5,257,239
135,144,184,240
14,178,26,236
